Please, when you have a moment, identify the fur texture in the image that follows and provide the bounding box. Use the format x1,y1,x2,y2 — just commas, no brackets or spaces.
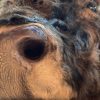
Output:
0,0,100,100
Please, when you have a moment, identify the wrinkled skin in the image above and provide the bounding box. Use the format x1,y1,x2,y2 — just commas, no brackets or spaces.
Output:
0,0,100,100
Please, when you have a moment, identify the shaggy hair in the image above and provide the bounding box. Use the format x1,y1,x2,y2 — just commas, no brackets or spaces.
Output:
0,0,100,100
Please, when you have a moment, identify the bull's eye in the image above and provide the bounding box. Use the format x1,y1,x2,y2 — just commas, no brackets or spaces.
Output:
86,2,97,12
32,0,38,3
61,0,73,3
32,0,43,5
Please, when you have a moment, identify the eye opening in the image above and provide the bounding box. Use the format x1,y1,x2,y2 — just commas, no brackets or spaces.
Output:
32,0,38,3
60,0,73,3
86,2,97,12
31,0,43,5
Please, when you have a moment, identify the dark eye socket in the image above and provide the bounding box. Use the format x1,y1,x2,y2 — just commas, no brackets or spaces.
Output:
32,0,38,3
32,0,43,5
86,2,97,12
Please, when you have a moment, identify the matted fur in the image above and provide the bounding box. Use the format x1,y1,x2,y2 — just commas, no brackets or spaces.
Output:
0,0,100,100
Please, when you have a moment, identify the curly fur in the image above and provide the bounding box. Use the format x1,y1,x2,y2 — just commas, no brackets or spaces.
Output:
0,0,100,100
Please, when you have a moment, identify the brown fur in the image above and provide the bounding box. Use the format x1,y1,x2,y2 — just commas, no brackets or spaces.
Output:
0,0,100,100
